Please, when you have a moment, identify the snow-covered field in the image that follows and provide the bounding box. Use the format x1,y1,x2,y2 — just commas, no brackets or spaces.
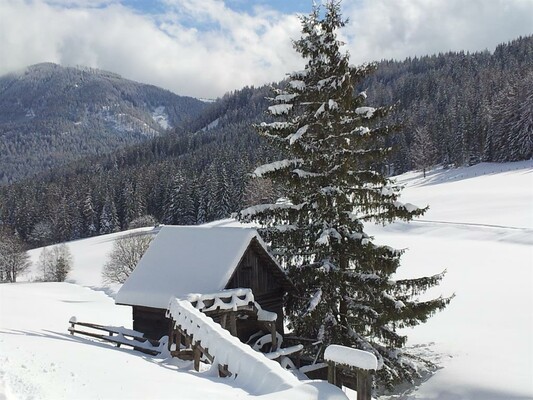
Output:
367,161,533,400
1,161,532,399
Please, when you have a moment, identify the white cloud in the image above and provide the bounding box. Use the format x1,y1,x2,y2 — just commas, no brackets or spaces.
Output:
0,0,302,98
341,0,533,64
0,0,531,98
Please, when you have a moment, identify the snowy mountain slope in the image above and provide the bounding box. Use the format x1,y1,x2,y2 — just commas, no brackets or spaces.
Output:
1,160,532,399
390,160,533,230
0,63,206,183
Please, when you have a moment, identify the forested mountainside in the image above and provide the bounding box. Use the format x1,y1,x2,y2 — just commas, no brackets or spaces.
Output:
367,36,532,172
0,36,531,246
0,85,277,246
0,63,207,183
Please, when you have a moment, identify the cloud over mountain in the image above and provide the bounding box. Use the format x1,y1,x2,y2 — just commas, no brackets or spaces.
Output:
1,0,532,98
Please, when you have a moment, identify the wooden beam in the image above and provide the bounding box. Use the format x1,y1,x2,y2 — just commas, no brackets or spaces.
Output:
176,349,194,361
269,322,277,351
71,321,159,346
193,345,201,371
229,313,237,337
356,369,372,400
68,328,160,356
218,364,231,378
327,361,338,387
220,313,228,330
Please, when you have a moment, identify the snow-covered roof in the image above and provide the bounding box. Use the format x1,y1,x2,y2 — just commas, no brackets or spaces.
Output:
115,226,283,309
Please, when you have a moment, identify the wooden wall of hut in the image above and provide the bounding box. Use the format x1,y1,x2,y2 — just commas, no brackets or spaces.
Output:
226,240,286,333
132,306,169,340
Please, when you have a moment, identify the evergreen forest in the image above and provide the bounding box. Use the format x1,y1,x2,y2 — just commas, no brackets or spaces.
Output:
0,36,531,247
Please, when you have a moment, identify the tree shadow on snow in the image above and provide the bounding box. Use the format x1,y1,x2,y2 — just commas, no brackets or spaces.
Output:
391,386,533,400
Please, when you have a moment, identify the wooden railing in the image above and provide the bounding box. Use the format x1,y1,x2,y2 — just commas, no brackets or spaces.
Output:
68,318,162,356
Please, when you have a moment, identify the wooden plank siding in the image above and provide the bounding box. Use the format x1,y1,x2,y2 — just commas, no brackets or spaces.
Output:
225,238,287,333
132,306,169,340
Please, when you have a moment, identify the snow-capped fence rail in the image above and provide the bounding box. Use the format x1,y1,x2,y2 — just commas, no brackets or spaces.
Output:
186,288,280,351
167,298,300,395
68,317,164,356
324,344,377,400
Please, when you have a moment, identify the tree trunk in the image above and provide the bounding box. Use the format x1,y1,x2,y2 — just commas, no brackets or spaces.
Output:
339,254,349,328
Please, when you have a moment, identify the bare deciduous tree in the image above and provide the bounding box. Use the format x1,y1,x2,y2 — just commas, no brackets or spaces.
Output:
0,229,31,283
102,234,154,284
38,244,73,282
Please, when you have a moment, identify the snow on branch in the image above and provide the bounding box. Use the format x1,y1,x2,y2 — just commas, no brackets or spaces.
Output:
289,80,306,91
314,103,326,118
320,186,342,195
286,124,308,144
302,288,322,317
328,99,339,110
240,202,305,220
351,126,370,136
268,104,293,115
252,159,303,178
260,121,292,130
355,107,376,118
381,291,405,310
393,201,421,213
292,169,321,178
275,94,298,102
316,228,342,246
317,76,334,90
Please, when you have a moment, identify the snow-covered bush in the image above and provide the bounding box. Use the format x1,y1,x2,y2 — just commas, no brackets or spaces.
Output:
38,244,73,282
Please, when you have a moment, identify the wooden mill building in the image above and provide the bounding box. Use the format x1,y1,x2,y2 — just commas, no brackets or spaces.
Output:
115,225,293,341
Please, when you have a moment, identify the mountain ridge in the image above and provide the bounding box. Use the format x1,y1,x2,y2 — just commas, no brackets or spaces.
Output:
0,62,207,183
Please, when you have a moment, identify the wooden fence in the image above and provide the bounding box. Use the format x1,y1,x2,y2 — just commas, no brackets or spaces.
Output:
68,318,162,356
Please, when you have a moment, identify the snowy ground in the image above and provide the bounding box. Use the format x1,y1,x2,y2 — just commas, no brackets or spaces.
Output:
1,161,532,399
368,161,533,400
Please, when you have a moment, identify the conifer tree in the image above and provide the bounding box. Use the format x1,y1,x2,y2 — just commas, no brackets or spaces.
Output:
486,72,532,162
99,196,119,234
162,174,182,225
411,127,436,177
239,1,452,388
82,192,97,237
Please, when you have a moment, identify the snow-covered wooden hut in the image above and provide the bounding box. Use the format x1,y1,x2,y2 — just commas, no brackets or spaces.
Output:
115,226,294,341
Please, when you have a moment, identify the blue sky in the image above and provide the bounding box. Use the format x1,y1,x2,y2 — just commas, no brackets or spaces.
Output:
123,0,311,15
227,0,310,14
1,0,532,98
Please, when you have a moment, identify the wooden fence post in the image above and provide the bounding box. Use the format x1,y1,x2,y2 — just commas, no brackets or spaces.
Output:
229,313,237,337
324,344,377,400
327,361,341,388
356,369,372,400
193,344,201,371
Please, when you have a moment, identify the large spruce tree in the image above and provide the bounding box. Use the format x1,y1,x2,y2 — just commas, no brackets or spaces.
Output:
239,1,452,389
